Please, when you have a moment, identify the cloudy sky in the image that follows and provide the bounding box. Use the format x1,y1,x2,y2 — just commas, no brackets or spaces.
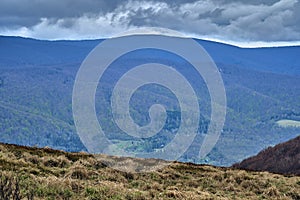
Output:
1,0,300,47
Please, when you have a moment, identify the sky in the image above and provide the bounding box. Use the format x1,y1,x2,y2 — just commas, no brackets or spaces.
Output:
0,0,300,47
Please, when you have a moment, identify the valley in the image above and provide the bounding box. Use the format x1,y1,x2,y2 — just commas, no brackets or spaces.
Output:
0,36,299,166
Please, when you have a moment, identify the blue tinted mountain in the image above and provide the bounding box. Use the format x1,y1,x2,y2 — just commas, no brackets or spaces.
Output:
0,36,299,166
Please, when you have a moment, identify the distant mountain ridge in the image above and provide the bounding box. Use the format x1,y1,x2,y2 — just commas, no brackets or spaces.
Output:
1,36,300,75
233,135,300,175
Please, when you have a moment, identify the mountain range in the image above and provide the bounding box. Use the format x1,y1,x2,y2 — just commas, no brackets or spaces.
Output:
0,35,299,166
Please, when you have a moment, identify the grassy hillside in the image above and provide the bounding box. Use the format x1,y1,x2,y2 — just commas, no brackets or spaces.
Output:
0,143,299,200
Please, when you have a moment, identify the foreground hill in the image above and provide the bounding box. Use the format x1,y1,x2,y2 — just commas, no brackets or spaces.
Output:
0,143,299,199
233,135,300,176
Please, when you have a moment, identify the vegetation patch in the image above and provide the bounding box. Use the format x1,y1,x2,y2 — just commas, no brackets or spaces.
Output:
0,143,299,199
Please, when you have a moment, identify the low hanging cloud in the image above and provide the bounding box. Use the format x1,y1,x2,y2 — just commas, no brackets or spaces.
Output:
0,0,299,43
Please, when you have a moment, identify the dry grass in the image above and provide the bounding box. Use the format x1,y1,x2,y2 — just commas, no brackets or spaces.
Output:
0,143,299,199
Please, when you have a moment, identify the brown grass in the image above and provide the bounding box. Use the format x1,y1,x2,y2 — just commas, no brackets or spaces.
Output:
0,142,299,199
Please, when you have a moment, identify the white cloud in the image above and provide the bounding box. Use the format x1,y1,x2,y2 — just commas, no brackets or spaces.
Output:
1,0,300,47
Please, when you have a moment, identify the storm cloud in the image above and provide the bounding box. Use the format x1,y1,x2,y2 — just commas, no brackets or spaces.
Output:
0,0,299,43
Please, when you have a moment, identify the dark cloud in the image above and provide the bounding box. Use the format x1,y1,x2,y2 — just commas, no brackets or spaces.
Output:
213,0,280,6
0,0,118,27
0,0,299,43
198,8,230,26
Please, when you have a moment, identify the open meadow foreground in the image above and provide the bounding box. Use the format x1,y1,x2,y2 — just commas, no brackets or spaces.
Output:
0,143,299,200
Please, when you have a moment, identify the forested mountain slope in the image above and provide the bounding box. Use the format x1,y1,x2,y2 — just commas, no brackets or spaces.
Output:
0,36,299,166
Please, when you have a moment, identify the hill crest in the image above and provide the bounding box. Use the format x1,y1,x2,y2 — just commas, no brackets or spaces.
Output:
233,135,300,176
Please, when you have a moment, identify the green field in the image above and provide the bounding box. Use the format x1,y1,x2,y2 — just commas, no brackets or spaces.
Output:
276,119,300,128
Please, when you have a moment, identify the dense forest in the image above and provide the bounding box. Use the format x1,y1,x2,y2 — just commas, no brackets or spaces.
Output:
0,36,299,166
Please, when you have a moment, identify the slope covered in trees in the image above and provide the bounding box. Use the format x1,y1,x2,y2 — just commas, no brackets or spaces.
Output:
0,36,299,166
233,135,300,175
